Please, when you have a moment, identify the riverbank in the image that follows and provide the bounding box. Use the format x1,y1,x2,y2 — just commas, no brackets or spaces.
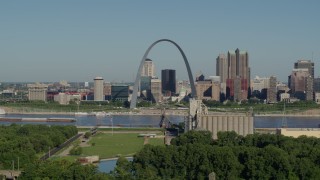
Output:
3,105,320,117
0,106,188,116
0,117,76,122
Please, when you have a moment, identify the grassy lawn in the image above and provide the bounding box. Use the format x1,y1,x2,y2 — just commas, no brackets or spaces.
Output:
50,156,78,162
148,137,165,146
82,133,164,159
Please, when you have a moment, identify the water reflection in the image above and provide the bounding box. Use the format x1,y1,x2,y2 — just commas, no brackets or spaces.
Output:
98,157,133,173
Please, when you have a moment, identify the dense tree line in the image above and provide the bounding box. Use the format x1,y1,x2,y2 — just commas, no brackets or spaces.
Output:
19,160,111,180
0,124,78,169
114,131,320,179
0,100,131,111
203,99,319,113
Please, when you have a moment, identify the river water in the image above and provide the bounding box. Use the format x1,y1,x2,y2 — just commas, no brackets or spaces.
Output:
1,114,320,128
98,157,133,173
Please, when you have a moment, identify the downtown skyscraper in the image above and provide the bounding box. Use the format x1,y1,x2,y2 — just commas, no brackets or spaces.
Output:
216,48,250,101
294,60,314,78
161,69,176,96
141,58,156,78
289,60,314,101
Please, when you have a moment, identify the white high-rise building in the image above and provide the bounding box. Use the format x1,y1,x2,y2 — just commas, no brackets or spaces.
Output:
151,78,162,103
94,77,104,101
141,58,156,78
251,76,270,92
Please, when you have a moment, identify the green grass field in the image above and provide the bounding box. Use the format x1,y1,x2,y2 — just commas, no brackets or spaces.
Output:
50,155,78,162
81,133,165,159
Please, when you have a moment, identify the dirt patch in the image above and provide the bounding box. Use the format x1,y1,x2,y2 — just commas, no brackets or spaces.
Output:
143,136,149,145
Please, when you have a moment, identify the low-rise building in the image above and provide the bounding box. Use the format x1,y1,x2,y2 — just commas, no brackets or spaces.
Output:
280,93,290,102
279,128,320,138
54,93,82,105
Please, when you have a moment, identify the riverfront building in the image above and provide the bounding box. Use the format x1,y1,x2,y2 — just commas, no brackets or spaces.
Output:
111,85,129,102
27,83,48,101
94,77,104,101
198,113,254,139
267,76,277,103
54,93,81,105
188,100,253,139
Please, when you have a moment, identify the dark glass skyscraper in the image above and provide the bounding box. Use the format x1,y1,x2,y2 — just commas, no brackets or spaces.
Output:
161,69,176,96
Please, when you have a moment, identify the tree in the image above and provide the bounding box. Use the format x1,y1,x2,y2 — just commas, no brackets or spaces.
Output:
216,131,243,146
113,156,133,180
70,146,82,155
170,130,213,146
84,132,91,139
20,160,104,180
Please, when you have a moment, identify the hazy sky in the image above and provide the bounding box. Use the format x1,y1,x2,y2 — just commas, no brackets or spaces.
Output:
1,1,320,82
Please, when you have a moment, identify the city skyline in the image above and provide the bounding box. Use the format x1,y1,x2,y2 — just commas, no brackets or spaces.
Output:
1,1,320,82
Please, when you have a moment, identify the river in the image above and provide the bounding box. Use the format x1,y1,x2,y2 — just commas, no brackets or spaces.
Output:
1,114,320,128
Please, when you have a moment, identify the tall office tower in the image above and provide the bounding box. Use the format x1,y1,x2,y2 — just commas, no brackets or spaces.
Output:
289,69,310,100
161,69,176,96
228,51,237,79
226,49,250,101
151,78,162,103
141,58,156,77
267,76,277,103
294,60,314,78
236,48,249,80
94,77,104,101
216,54,228,83
27,83,48,101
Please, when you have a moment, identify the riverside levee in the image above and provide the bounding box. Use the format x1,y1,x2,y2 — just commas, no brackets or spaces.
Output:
197,113,254,139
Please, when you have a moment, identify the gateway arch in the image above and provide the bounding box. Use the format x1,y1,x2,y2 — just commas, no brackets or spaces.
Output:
130,39,197,109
